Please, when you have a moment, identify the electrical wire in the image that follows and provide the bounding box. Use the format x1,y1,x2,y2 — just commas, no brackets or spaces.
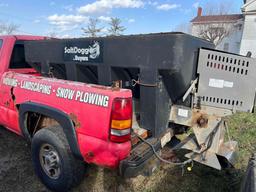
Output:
134,132,193,166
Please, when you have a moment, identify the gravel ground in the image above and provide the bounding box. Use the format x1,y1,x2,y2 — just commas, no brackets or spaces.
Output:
0,120,248,192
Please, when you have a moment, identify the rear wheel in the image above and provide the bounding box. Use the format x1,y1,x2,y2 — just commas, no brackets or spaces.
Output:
31,126,85,192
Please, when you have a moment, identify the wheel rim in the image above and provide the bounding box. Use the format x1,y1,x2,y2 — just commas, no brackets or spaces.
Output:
39,143,61,179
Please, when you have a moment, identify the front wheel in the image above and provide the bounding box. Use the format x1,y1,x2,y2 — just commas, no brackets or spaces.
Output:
31,126,85,192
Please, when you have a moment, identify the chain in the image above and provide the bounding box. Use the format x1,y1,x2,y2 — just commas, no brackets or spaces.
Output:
132,79,158,87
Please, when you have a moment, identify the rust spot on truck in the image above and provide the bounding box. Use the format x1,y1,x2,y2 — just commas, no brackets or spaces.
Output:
90,84,112,90
85,151,94,158
10,86,19,111
69,113,81,128
10,87,16,103
4,101,10,107
84,151,95,162
90,84,120,92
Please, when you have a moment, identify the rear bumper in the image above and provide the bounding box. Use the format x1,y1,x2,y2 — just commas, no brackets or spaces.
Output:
119,139,161,178
78,132,161,176
77,133,131,168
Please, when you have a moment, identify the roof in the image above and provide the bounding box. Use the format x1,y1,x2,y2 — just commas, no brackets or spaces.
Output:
242,0,256,13
191,14,243,23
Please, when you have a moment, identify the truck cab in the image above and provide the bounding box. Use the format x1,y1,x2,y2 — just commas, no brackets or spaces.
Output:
0,36,44,134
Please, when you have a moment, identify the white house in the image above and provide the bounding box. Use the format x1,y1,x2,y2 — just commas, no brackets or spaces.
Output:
191,0,256,57
240,0,256,57
191,8,243,54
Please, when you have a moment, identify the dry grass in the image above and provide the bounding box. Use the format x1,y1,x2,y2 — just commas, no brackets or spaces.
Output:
0,112,255,192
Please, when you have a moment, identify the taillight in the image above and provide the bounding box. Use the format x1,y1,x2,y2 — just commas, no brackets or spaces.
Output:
110,98,132,143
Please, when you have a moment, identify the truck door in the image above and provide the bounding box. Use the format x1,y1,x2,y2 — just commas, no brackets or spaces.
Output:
0,41,29,134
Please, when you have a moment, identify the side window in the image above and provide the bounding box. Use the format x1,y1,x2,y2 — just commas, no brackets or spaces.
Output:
9,41,31,69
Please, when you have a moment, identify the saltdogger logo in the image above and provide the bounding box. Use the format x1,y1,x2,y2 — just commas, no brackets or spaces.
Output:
64,41,103,63
89,41,100,59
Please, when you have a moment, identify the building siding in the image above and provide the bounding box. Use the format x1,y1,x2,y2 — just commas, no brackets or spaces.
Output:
240,1,256,57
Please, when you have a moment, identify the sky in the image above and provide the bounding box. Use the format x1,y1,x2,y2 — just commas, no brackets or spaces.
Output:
0,0,244,38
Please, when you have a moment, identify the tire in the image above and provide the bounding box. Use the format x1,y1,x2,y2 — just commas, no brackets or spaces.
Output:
31,126,85,192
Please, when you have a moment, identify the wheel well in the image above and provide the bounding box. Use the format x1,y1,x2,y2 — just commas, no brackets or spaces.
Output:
25,112,60,137
19,102,83,160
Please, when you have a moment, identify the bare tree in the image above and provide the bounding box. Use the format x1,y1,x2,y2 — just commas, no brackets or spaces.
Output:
196,2,234,46
198,23,232,46
0,22,19,35
108,17,126,36
82,18,103,37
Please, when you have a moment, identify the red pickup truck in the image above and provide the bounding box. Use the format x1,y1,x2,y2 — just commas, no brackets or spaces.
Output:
0,35,134,191
1,33,244,192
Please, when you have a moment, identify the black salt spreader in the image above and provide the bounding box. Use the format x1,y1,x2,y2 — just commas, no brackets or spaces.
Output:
24,32,256,175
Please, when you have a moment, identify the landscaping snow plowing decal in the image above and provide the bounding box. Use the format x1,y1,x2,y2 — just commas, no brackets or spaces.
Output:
2,74,109,108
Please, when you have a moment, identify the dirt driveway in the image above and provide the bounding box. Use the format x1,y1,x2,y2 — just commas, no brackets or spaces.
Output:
0,124,246,192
